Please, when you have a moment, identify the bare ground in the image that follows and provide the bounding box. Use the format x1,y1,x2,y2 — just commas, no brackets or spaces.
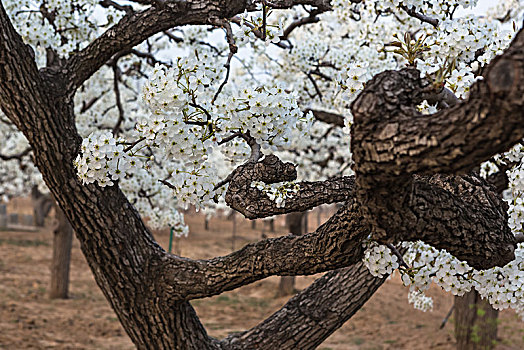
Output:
0,199,522,349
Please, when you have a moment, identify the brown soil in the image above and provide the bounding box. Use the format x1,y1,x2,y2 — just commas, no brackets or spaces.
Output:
0,199,522,349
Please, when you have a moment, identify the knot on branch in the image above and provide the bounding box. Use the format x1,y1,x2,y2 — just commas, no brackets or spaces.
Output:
351,68,424,123
253,154,297,184
225,155,296,218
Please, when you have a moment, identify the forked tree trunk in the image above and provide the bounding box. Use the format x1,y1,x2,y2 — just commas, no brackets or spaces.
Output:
1,3,522,349
455,290,499,350
278,211,306,296
49,205,73,299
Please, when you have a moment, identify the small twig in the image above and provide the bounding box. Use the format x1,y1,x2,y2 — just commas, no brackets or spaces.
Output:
80,92,107,114
515,233,524,244
281,9,321,40
0,147,31,161
99,0,134,15
213,171,235,191
240,133,261,162
159,179,176,190
262,0,267,41
211,19,238,104
111,63,125,135
218,131,243,145
306,72,323,101
188,103,213,126
123,137,146,153
400,5,439,28
440,305,455,329
385,243,409,269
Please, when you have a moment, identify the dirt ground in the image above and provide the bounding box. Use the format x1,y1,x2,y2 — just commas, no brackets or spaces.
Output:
0,199,523,350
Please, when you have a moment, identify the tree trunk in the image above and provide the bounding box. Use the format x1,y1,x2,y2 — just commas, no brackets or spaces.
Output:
1,3,522,349
278,211,306,296
455,290,499,350
269,218,275,232
31,185,53,227
49,204,73,299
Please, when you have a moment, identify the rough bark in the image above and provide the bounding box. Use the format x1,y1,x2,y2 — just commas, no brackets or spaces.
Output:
49,205,73,299
1,1,523,349
225,261,388,349
225,154,355,219
455,290,499,350
351,30,524,179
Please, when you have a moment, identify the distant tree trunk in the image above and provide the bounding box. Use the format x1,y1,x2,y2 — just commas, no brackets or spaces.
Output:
278,211,306,297
31,185,53,227
268,218,275,232
251,220,256,229
455,289,498,350
204,216,209,230
49,205,73,299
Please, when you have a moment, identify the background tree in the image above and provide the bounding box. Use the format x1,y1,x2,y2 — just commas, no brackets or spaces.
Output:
0,0,523,349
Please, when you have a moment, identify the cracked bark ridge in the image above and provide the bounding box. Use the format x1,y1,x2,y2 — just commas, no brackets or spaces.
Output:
155,203,369,301
350,41,523,268
225,155,355,219
351,28,524,179
367,173,515,269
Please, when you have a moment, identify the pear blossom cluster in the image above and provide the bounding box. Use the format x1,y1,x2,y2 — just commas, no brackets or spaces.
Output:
336,62,371,99
362,242,400,277
4,0,125,60
251,181,300,208
408,290,434,312
235,10,285,46
219,86,313,150
74,131,135,187
379,0,478,19
363,240,524,319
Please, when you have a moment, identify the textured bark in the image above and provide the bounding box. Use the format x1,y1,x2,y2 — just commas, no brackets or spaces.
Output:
351,30,524,179
225,155,355,219
455,290,499,350
157,203,369,301
1,1,524,349
49,205,73,299
225,261,387,349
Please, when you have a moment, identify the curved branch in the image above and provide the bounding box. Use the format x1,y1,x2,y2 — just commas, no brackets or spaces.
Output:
0,147,31,161
155,203,368,301
65,0,332,92
225,155,355,219
351,28,524,181
223,261,386,349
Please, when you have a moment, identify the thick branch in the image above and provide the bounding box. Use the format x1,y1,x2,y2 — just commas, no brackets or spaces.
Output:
224,261,387,349
307,108,345,127
351,28,524,180
64,0,331,92
155,202,369,301
224,157,515,270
